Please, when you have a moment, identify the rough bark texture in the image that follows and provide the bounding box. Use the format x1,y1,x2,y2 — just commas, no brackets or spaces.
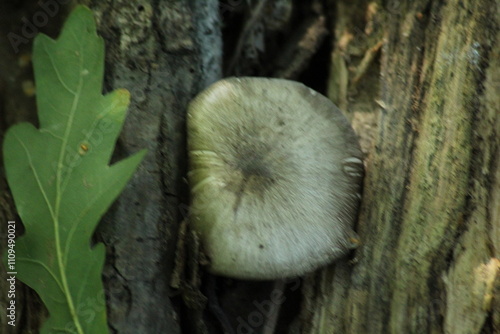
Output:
301,1,500,333
0,0,221,333
82,1,221,333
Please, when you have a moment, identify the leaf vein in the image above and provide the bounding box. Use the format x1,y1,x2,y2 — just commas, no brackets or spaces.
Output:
40,129,64,141
43,42,77,96
13,133,57,221
19,257,65,293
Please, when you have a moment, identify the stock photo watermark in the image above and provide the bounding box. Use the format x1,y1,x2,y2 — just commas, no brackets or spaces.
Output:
6,221,17,327
236,278,300,334
63,290,107,332
8,0,71,53
8,0,245,53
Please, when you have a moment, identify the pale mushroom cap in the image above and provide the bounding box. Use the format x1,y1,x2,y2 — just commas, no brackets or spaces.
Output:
187,77,363,280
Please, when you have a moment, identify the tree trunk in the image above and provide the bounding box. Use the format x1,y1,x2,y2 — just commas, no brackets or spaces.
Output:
1,1,498,334
300,1,500,333
83,1,220,333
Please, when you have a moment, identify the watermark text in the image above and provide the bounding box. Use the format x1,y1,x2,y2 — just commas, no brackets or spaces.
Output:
6,221,17,327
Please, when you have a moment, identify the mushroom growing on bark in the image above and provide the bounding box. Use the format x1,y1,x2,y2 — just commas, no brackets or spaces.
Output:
187,77,364,280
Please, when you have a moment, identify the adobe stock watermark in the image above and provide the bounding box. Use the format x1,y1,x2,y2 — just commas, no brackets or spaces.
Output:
6,221,17,327
236,278,301,334
62,289,108,332
8,0,71,54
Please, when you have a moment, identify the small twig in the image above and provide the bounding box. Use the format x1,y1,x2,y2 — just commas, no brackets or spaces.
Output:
262,279,286,334
206,275,236,334
170,219,188,289
350,39,384,87
272,15,328,79
226,0,269,74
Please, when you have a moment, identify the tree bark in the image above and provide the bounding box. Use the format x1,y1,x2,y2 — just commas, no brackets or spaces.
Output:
301,1,500,333
1,1,498,334
79,1,221,333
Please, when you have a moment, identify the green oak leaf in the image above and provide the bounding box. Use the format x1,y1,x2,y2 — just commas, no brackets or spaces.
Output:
3,6,145,333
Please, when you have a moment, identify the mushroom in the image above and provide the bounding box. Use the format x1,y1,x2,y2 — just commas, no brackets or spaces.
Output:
187,77,363,280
